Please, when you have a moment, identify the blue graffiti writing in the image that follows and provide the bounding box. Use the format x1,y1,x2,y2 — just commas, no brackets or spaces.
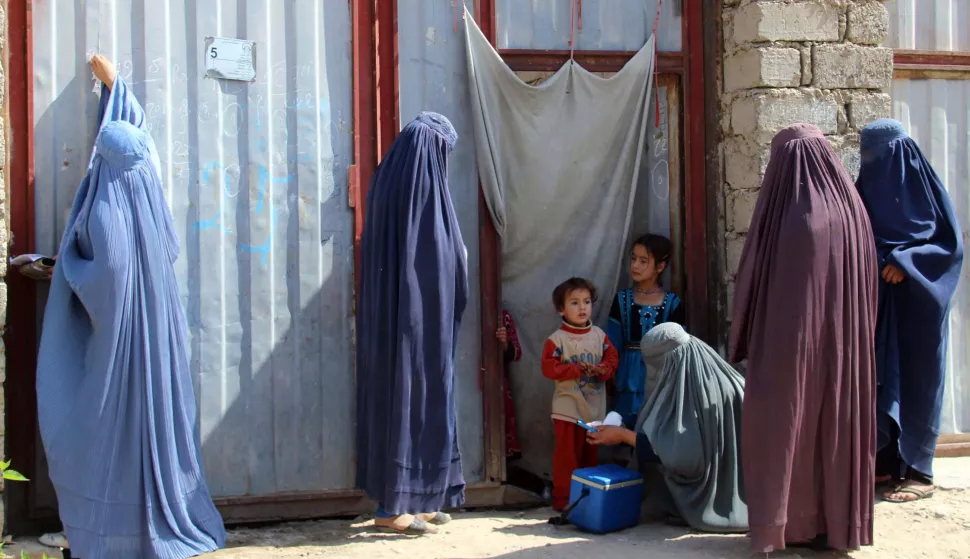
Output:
194,152,314,265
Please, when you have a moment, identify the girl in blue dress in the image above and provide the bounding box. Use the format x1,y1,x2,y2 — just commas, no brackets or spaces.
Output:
607,234,685,427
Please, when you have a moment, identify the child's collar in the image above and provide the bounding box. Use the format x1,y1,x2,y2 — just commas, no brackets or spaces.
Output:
559,320,592,335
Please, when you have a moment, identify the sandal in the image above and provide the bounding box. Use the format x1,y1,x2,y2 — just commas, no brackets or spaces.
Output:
883,480,935,503
40,532,70,548
417,511,452,525
374,515,437,535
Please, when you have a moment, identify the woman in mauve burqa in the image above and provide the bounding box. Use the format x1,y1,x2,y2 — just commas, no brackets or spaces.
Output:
730,123,878,553
356,112,468,535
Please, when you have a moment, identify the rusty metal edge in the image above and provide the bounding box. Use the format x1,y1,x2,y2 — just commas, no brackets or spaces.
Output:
5,0,45,531
934,435,970,458
351,0,377,295
683,0,710,341
935,443,970,459
702,0,724,348
476,0,507,485
375,0,399,160
498,50,684,74
214,482,531,525
893,49,970,67
894,66,970,79
661,75,685,298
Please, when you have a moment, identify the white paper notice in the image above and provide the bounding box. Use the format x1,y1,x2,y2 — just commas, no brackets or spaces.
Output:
204,37,257,82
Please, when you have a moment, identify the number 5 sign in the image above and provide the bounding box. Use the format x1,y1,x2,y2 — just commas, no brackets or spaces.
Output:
204,37,257,82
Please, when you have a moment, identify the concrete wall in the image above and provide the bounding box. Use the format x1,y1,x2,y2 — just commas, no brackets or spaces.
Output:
720,0,893,322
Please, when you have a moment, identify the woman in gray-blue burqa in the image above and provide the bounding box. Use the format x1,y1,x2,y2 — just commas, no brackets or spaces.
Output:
35,56,225,558
588,323,748,533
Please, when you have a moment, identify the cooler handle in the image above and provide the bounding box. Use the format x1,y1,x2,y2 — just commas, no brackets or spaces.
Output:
548,487,590,526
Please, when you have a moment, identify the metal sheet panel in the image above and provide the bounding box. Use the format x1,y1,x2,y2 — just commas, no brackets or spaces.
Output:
497,0,682,52
891,78,970,434
398,0,485,483
886,0,970,51
32,0,357,497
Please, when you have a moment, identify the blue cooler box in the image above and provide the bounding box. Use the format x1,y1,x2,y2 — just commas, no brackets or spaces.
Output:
567,464,643,534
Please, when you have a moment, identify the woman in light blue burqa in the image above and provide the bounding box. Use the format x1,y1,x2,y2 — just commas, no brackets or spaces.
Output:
35,56,225,558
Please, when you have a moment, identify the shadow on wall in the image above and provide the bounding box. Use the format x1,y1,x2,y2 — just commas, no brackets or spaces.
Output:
21,0,368,522
21,0,493,531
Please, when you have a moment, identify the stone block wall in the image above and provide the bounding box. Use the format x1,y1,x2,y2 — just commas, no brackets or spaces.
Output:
720,0,892,321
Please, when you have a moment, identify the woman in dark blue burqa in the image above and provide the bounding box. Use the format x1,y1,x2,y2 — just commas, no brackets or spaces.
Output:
856,119,964,503
356,112,468,534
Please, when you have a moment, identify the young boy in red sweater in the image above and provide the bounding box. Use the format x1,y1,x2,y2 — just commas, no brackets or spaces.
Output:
541,277,619,511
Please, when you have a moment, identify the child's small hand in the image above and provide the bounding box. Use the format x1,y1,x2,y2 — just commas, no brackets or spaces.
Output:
495,327,508,349
882,263,905,284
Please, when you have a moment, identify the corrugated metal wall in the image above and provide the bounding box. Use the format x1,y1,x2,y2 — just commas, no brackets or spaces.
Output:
29,0,687,504
496,0,682,51
890,79,970,435
887,1,970,435
398,0,485,483
886,0,970,51
32,0,357,498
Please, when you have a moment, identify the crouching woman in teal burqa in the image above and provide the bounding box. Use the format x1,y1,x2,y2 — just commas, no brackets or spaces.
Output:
587,323,748,533
35,56,225,559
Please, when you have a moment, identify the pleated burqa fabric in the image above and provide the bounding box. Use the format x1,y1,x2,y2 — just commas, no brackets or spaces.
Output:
633,323,748,533
35,78,225,558
355,112,469,515
730,123,878,552
857,119,964,478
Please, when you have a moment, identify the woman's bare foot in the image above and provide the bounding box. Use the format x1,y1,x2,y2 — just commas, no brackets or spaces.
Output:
90,55,117,89
374,513,437,535
883,480,935,503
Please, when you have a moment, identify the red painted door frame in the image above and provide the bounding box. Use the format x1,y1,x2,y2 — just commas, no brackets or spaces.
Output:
5,0,48,529
470,0,714,481
474,0,507,484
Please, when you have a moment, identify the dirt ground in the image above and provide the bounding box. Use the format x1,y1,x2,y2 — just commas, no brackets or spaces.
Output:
9,458,968,559
206,457,970,559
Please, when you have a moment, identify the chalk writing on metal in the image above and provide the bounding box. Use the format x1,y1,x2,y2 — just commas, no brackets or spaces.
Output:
651,89,670,202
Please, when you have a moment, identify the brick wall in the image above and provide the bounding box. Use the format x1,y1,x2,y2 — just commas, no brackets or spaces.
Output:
720,0,892,323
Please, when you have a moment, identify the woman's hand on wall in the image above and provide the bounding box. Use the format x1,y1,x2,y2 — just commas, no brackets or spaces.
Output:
90,55,117,89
